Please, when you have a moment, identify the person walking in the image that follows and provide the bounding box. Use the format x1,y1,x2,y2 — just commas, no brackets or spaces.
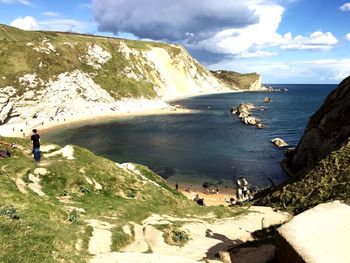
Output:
31,129,40,162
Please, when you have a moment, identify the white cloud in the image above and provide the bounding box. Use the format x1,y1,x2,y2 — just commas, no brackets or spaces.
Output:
0,0,31,5
10,15,90,33
340,3,350,11
42,11,60,17
39,19,88,32
188,3,285,57
281,31,338,50
346,33,350,41
238,50,277,58
10,16,38,30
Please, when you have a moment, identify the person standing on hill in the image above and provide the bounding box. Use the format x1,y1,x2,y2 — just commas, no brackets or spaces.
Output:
31,129,40,162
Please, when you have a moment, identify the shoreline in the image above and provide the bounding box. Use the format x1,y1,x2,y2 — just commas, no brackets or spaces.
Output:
0,90,244,138
1,103,197,138
39,106,196,136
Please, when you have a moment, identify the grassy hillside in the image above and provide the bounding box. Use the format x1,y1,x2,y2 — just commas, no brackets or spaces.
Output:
0,136,246,262
256,140,350,214
211,70,260,90
0,24,189,99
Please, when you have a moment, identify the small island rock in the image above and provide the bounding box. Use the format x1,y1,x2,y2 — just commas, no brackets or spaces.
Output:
232,103,263,129
271,138,289,148
264,97,271,103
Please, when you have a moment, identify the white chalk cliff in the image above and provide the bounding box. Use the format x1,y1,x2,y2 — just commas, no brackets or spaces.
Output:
0,25,235,136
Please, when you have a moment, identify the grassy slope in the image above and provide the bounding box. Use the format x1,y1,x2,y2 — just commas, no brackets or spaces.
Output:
256,141,350,214
0,137,247,262
0,24,186,99
211,70,260,90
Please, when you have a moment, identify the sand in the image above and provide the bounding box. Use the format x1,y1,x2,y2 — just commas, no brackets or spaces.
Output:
180,189,236,207
38,105,194,136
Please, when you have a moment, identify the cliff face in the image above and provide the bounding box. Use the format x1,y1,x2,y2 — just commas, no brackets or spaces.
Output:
211,70,264,91
289,76,350,173
256,76,350,213
0,24,233,136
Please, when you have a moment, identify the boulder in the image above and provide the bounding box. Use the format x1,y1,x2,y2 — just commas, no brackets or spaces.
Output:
232,103,264,129
263,97,271,103
271,138,289,148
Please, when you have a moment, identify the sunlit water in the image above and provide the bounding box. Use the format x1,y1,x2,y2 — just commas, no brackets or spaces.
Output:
45,84,335,190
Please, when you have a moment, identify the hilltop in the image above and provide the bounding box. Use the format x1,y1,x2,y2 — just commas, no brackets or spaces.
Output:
211,70,263,91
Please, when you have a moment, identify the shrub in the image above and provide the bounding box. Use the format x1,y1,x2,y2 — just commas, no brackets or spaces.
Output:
67,209,78,223
0,204,19,220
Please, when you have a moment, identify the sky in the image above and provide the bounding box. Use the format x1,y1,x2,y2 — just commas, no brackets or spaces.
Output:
1,0,350,84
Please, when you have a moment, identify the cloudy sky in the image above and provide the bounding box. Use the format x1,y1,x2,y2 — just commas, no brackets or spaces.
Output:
1,0,350,84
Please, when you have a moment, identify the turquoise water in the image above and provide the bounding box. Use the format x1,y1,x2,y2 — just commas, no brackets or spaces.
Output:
45,84,336,189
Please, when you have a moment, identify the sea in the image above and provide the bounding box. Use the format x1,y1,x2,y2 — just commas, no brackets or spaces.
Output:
45,84,336,191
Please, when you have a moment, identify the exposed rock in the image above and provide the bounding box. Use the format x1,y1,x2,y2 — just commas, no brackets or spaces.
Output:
289,76,350,173
276,201,350,263
44,145,74,160
232,103,263,128
271,138,289,148
263,97,271,103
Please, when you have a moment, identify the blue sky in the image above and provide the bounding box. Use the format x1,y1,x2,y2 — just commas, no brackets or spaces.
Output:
1,0,350,84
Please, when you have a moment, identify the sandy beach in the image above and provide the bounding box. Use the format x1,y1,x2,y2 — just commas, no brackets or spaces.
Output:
1,104,195,138
180,188,236,207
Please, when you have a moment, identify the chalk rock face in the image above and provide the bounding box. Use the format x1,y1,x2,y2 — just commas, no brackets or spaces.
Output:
276,201,350,263
290,76,350,172
271,138,289,148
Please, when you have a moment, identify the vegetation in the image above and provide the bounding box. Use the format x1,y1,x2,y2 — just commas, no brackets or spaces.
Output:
211,70,260,90
256,141,350,214
0,24,189,100
165,226,190,247
0,136,248,262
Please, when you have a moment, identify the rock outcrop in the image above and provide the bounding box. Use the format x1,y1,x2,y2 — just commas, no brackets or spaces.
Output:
288,76,350,173
271,138,289,148
211,70,265,91
276,201,350,263
231,103,263,128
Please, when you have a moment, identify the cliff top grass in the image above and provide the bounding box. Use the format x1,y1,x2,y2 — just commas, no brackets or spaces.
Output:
0,24,187,99
0,136,247,262
211,70,260,90
256,140,350,214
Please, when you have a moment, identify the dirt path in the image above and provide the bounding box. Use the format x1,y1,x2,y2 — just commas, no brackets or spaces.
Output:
90,206,290,263
87,219,115,255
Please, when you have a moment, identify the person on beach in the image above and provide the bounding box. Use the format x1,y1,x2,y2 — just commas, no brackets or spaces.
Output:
31,129,40,162
193,194,200,202
242,177,249,199
196,198,205,206
175,182,179,191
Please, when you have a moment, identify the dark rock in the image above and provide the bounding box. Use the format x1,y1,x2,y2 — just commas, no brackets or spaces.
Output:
289,76,350,173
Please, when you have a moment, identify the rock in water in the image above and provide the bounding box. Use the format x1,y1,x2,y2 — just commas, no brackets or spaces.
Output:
263,97,271,103
271,138,289,148
232,103,263,129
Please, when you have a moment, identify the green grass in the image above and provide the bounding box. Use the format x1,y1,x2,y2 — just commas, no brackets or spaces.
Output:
0,136,248,262
256,141,350,214
211,70,260,90
1,23,214,100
